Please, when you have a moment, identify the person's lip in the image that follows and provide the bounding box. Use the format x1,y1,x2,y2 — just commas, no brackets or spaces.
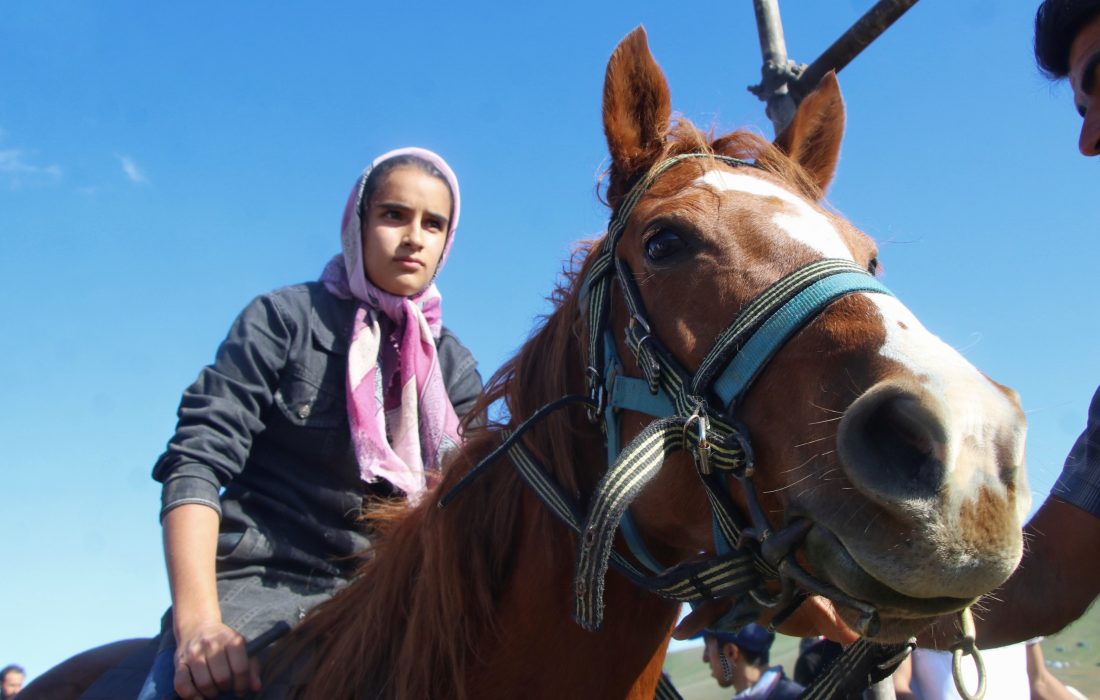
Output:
394,257,424,269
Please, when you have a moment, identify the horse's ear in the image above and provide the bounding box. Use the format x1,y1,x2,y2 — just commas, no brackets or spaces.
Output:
774,71,845,194
603,26,671,207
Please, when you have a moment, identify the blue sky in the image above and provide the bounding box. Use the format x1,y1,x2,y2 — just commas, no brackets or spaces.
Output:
2,0,1096,681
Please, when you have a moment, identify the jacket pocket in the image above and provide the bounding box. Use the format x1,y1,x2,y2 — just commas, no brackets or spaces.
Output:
273,369,346,429
216,527,261,562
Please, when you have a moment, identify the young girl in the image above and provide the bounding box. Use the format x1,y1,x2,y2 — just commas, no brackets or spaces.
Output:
134,147,482,700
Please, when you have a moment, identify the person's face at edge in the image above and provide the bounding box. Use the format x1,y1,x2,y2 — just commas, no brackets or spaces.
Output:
1,671,24,698
361,165,452,296
1069,13,1100,156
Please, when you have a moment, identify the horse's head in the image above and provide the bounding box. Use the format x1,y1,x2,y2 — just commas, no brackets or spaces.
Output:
596,28,1029,642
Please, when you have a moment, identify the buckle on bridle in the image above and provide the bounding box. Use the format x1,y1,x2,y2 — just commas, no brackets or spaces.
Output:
585,367,607,424
683,404,713,474
627,316,662,393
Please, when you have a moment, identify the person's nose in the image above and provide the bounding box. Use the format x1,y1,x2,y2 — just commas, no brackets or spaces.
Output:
402,221,425,249
1079,105,1100,156
702,647,709,662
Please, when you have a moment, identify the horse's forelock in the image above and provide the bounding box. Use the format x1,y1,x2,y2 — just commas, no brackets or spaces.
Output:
603,119,824,212
710,129,825,201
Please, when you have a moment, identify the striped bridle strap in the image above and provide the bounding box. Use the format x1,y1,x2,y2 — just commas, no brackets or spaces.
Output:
582,153,755,404
504,434,761,623
568,407,889,635
800,638,915,700
570,417,761,630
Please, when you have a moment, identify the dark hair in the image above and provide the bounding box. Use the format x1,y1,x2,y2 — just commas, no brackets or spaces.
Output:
360,155,452,219
739,646,769,668
0,665,24,681
1035,0,1100,77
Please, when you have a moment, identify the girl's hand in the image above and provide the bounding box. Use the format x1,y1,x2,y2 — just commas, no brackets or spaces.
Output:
173,619,261,699
161,504,260,698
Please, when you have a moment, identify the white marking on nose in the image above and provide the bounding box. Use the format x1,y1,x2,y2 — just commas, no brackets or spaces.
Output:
871,295,985,401
698,170,853,261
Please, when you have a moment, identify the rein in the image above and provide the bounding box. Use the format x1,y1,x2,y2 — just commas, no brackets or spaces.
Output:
439,152,985,699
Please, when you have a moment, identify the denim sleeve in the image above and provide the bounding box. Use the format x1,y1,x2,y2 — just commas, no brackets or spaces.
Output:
1051,385,1100,518
438,327,483,420
153,292,294,520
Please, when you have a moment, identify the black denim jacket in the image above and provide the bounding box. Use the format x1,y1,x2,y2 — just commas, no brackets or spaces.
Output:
152,282,482,581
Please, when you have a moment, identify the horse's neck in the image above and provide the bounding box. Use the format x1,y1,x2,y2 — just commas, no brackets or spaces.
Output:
472,551,678,698
462,441,681,699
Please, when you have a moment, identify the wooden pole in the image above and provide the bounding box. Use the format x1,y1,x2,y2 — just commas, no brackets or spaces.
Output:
790,0,921,102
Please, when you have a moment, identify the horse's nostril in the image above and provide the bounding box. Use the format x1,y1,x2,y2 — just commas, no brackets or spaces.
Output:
839,388,948,502
861,396,945,495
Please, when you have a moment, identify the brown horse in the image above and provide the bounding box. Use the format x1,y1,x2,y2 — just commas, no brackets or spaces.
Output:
266,27,1029,700
25,26,1029,700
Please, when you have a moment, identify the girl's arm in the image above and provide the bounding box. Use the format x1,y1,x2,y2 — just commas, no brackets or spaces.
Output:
154,291,296,698
154,291,294,520
164,503,261,699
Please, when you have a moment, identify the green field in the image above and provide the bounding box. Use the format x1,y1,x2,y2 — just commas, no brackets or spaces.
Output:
663,603,1100,699
1041,601,1100,698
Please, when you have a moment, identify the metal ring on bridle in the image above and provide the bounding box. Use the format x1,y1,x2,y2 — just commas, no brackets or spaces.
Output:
682,407,712,474
627,322,662,393
950,607,987,700
585,366,607,423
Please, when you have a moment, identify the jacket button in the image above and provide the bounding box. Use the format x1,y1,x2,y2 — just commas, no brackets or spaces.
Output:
298,403,312,419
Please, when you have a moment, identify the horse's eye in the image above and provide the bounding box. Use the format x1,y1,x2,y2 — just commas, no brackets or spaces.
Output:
644,228,687,262
868,257,880,276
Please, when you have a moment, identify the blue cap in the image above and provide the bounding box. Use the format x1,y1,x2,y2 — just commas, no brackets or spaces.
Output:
704,623,775,655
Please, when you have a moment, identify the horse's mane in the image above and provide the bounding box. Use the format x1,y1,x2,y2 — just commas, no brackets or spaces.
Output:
272,236,601,699
273,120,811,700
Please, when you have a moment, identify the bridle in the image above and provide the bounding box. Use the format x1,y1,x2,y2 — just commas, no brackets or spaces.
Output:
578,152,894,634
440,152,986,700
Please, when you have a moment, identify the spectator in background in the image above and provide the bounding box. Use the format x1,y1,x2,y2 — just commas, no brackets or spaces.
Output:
1025,640,1087,700
1,665,24,699
700,624,803,699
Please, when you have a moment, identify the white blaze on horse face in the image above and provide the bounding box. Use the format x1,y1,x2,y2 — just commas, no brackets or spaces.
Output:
697,171,855,261
869,294,1026,513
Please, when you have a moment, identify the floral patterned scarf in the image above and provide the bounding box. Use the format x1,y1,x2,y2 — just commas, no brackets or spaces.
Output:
320,147,462,502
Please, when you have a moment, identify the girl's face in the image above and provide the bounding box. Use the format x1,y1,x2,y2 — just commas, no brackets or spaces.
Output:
361,165,452,296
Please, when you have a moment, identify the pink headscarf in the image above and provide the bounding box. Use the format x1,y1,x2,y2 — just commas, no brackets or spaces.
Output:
320,147,462,502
